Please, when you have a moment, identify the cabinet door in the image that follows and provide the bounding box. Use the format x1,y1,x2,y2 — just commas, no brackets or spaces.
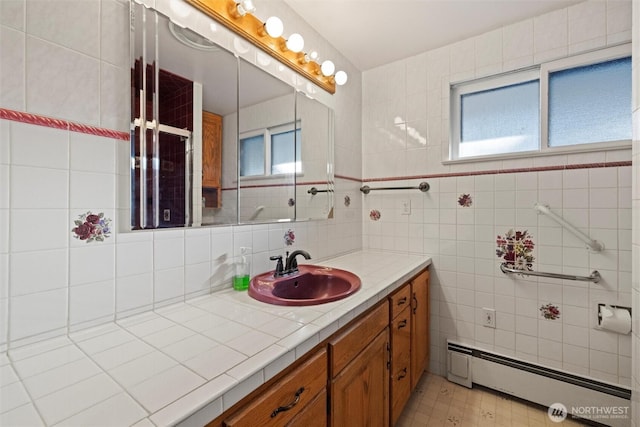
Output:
390,307,411,425
330,328,389,427
411,269,429,390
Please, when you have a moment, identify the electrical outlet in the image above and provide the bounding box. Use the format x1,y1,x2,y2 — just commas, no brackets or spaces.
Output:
483,308,496,328
163,209,171,221
401,199,411,215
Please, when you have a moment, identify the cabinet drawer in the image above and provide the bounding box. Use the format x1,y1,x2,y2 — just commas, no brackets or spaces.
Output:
329,301,389,376
390,308,411,370
287,388,326,427
224,349,327,427
389,284,411,319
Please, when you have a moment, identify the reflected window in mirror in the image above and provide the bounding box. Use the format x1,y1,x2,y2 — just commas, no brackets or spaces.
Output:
240,123,301,177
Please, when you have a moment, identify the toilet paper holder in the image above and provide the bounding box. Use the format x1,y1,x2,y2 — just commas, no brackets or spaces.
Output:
597,303,632,333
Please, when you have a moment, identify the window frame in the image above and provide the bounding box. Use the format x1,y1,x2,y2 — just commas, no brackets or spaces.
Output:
239,121,302,179
448,43,631,163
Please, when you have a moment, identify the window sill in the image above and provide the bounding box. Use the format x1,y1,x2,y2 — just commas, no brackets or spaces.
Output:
442,140,631,165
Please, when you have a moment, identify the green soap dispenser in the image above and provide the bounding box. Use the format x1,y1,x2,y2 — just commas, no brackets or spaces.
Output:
233,247,251,291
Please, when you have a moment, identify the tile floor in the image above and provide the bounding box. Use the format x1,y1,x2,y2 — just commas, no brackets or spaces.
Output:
397,374,592,426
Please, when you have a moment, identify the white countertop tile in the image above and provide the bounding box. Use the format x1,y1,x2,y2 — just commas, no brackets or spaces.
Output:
182,345,246,380
0,364,19,387
11,344,86,378
1,250,430,426
0,381,32,414
33,373,122,425
54,392,147,427
200,320,252,343
0,403,44,426
107,351,178,389
22,357,101,399
149,375,234,427
225,329,279,357
161,334,219,363
90,339,155,371
128,365,206,413
140,324,196,348
72,328,136,355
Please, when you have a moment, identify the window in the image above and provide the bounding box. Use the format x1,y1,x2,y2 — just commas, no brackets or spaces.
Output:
450,44,631,161
239,122,301,177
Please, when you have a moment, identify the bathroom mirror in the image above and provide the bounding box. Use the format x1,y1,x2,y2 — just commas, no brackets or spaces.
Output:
237,59,296,223
294,91,335,220
130,2,334,229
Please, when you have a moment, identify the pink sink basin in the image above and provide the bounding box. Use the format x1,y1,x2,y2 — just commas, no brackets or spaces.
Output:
248,265,361,306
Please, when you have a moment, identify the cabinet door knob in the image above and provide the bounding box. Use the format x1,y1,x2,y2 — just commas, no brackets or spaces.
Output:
412,294,418,314
398,319,408,329
397,296,407,306
398,367,408,380
271,387,305,418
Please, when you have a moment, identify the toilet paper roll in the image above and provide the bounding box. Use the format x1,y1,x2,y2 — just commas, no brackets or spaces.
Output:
599,306,631,334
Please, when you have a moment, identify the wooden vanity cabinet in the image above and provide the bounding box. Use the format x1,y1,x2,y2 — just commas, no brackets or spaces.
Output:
220,349,327,427
205,267,430,427
202,111,222,208
328,301,390,427
389,286,412,425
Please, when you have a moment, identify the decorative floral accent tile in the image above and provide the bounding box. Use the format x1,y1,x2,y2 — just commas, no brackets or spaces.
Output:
287,198,295,207
458,193,472,207
72,211,111,243
284,229,295,246
540,303,560,320
369,209,381,221
344,195,351,207
496,229,535,271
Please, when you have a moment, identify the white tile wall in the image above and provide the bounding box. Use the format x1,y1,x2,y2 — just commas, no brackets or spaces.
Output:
362,0,634,389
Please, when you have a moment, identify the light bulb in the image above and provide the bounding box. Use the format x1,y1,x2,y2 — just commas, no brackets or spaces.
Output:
265,16,283,38
236,0,256,16
308,51,318,61
286,33,304,53
335,70,348,85
321,60,335,76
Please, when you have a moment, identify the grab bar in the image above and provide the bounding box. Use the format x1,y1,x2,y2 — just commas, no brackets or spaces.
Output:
534,203,604,252
360,182,430,194
500,263,601,283
307,187,333,195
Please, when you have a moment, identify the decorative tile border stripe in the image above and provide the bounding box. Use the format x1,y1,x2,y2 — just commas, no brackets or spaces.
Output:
0,108,130,141
362,161,632,183
335,174,362,182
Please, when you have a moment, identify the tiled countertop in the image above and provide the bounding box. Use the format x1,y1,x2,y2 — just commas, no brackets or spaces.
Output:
0,250,431,427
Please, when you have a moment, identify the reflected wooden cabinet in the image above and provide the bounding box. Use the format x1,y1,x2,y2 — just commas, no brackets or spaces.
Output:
329,301,390,427
202,111,222,208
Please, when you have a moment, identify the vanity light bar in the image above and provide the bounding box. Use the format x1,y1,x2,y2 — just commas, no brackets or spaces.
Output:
185,0,337,94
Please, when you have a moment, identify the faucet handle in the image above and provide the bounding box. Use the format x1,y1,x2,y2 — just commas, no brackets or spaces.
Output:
269,255,284,276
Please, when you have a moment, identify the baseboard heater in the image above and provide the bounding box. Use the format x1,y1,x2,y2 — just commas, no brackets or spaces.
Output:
447,340,631,427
